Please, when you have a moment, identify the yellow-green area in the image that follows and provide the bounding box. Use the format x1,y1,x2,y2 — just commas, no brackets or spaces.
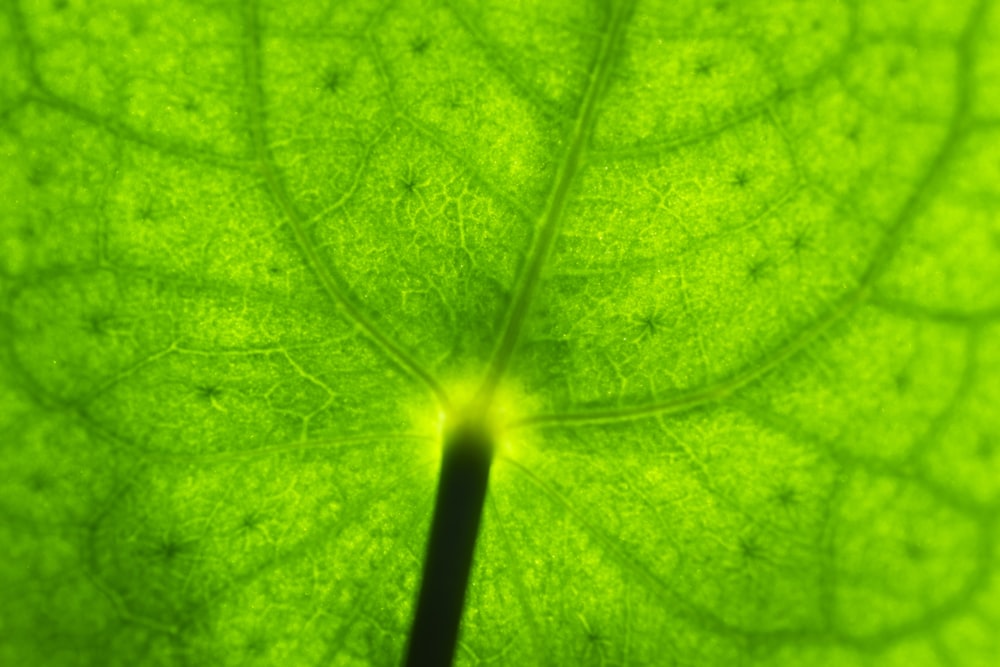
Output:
1,0,999,665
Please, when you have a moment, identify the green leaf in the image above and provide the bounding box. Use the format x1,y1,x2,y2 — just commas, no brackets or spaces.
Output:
2,0,998,665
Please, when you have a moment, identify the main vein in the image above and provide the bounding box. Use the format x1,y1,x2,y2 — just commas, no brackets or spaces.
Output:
240,0,449,409
474,0,637,410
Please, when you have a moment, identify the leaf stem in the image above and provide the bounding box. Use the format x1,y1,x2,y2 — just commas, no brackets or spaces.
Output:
404,422,493,667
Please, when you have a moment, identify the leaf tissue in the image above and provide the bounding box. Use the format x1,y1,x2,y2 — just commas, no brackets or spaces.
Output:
1,0,998,665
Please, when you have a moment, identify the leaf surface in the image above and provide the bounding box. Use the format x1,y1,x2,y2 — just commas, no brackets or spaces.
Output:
1,0,999,665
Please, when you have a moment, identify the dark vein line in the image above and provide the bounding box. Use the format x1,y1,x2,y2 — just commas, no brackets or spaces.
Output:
4,0,41,84
239,0,450,409
141,432,433,466
441,0,571,122
590,0,860,162
4,0,247,171
475,0,637,411
870,295,1000,325
398,115,536,223
509,0,989,431
732,399,993,520
28,91,251,172
498,453,740,639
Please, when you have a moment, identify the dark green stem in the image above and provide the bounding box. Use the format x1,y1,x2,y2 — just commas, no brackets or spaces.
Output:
404,423,493,667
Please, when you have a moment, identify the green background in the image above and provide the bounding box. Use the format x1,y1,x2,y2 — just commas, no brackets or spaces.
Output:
1,0,999,664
